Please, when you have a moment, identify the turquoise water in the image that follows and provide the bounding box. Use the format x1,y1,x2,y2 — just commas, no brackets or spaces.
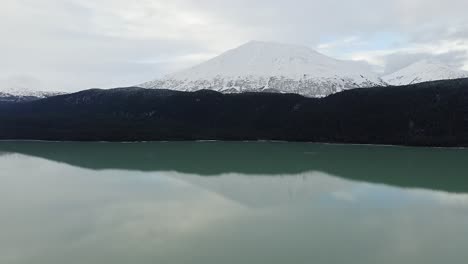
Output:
1,142,468,264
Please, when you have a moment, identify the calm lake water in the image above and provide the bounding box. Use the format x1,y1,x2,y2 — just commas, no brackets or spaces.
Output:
1,141,468,264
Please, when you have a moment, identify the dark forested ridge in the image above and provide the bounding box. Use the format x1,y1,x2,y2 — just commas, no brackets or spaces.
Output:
1,78,468,146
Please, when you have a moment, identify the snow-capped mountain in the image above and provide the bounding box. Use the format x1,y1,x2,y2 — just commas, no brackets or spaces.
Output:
1,87,63,98
382,60,468,86
140,41,386,97
0,87,64,103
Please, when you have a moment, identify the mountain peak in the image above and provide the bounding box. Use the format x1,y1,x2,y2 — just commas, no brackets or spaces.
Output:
383,59,468,86
140,41,384,97
176,40,340,79
240,40,318,51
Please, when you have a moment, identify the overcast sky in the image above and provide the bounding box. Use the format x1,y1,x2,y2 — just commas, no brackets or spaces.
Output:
3,0,468,92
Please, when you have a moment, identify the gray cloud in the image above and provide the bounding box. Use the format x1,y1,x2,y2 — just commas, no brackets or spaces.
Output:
2,0,468,91
383,50,468,74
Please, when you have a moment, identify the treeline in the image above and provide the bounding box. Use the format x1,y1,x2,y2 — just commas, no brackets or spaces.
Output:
1,79,468,147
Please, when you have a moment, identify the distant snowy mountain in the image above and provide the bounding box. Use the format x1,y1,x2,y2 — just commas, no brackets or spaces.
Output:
0,87,64,103
140,41,386,97
382,60,468,86
1,87,62,98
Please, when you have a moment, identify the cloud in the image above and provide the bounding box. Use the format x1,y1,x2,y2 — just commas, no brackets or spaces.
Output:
3,0,468,91
347,38,468,73
382,50,468,74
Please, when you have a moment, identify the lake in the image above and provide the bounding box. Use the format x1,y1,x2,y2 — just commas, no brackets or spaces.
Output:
1,141,468,264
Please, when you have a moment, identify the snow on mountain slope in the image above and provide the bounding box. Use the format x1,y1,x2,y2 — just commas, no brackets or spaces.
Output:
0,87,63,99
382,60,468,86
140,41,386,97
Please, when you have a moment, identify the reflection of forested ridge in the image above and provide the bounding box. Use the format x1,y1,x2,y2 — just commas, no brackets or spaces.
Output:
1,78,468,146
1,141,468,193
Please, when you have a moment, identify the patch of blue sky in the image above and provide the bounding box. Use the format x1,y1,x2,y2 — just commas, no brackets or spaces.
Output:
318,32,408,58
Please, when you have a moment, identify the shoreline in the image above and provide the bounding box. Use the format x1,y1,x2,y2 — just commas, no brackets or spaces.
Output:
1,139,467,150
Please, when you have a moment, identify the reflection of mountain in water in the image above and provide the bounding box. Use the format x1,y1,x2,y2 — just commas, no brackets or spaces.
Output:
1,141,468,193
168,171,358,208
167,171,468,209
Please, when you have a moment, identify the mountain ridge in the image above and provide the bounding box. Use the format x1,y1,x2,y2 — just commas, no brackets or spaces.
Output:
2,78,468,147
382,59,468,86
0,87,65,103
140,41,386,97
